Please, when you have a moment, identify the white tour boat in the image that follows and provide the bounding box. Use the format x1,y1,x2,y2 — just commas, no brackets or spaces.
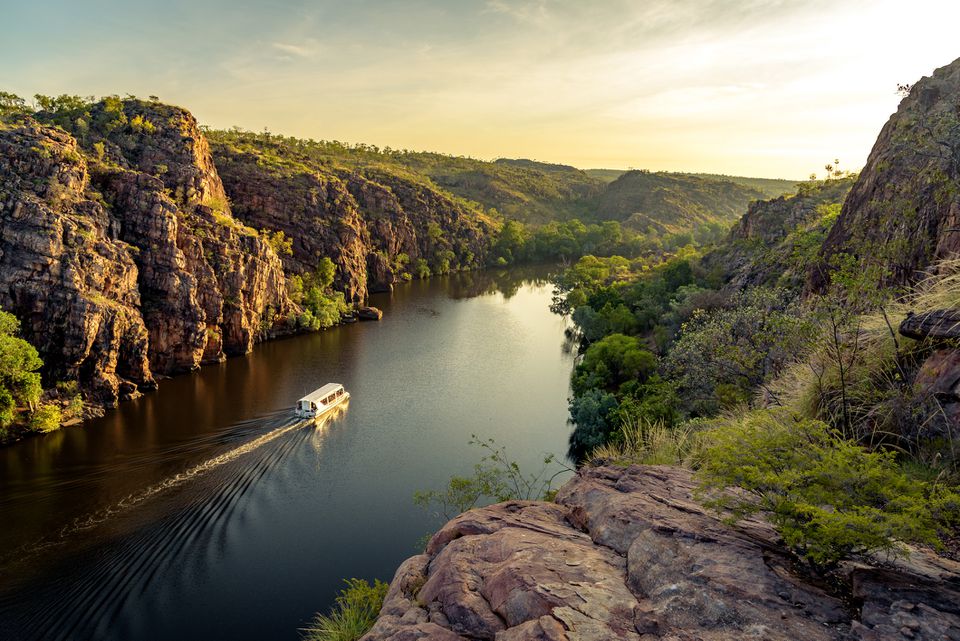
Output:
295,383,349,418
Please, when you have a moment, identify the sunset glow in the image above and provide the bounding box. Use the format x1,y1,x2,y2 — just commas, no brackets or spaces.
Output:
3,0,960,177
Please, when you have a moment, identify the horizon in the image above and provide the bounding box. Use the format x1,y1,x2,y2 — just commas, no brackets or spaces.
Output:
3,1,960,178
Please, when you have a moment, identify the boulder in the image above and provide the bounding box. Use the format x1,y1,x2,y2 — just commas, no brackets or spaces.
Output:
363,465,960,641
358,306,383,321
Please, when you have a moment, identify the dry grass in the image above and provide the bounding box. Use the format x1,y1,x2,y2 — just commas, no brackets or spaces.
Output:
589,416,707,468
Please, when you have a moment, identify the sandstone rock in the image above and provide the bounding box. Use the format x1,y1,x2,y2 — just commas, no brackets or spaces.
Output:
364,466,960,641
210,140,495,301
0,120,154,404
814,56,960,289
358,306,383,321
0,102,295,404
900,309,960,341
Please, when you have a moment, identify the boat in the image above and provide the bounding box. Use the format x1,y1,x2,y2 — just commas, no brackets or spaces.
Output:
295,383,350,418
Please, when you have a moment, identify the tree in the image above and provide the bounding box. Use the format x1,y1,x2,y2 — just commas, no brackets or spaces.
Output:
0,91,28,119
572,333,656,396
0,311,44,427
665,287,812,415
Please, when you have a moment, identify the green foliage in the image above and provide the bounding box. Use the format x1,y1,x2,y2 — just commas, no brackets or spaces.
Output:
290,258,348,331
262,229,294,256
665,287,813,415
697,410,960,566
302,578,388,641
29,402,62,433
0,91,29,120
128,114,156,134
415,436,569,521
0,310,43,427
572,333,655,396
568,389,619,456
413,258,431,280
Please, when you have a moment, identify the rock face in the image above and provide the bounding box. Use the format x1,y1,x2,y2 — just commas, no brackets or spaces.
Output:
211,137,496,301
703,177,853,291
364,465,960,641
0,101,295,402
0,121,154,403
815,56,960,289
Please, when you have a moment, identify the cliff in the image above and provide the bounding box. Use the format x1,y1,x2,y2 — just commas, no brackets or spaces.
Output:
815,56,960,289
365,466,960,641
703,176,854,291
0,100,294,403
209,132,498,299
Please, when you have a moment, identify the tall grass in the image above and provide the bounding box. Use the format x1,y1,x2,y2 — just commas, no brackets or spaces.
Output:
589,416,706,468
301,578,388,641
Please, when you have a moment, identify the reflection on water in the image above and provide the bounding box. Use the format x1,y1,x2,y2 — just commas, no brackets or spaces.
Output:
0,266,574,641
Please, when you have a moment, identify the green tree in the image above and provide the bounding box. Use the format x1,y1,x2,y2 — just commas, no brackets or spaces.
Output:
0,311,44,426
572,333,656,395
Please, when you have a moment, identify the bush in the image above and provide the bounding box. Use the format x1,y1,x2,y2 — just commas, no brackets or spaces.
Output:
302,578,388,641
590,416,705,467
0,310,43,426
696,410,960,567
572,333,656,396
29,402,62,433
415,436,569,521
568,389,619,457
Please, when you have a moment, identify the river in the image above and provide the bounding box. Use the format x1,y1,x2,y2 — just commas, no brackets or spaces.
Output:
0,266,575,641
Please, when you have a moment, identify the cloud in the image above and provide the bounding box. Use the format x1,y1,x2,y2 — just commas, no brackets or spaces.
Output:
271,41,319,59
484,0,552,26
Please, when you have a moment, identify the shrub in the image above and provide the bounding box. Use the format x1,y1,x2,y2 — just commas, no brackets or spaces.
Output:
29,402,62,433
589,417,705,467
302,578,388,641
568,389,619,457
696,410,960,567
0,310,43,426
415,436,569,521
572,333,656,396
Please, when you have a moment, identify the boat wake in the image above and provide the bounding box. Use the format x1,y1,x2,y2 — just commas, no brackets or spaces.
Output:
0,409,343,641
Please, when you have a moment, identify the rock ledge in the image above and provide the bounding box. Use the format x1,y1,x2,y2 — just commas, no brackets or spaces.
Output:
363,465,960,641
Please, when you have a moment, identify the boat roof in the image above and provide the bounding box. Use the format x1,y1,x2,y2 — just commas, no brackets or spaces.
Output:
299,383,344,403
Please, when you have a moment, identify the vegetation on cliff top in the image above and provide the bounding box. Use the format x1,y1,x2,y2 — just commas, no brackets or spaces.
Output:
557,164,960,566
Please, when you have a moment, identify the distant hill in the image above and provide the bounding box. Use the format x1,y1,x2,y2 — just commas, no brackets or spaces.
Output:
585,168,629,183
587,169,800,199
589,170,772,233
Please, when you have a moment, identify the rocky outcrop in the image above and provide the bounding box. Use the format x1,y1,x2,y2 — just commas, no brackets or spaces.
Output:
365,465,960,641
814,56,960,289
0,120,154,403
0,100,296,403
703,177,853,291
211,137,495,300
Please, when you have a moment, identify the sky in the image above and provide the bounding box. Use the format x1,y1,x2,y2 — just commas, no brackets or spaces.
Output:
2,0,959,178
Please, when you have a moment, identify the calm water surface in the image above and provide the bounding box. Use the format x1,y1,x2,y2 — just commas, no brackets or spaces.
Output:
0,267,575,641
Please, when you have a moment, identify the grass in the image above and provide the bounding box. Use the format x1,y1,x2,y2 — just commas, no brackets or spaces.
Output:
589,416,706,468
301,578,388,641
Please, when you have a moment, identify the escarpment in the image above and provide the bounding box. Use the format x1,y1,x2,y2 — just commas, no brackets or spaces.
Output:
0,98,502,407
211,136,496,300
814,55,960,289
365,466,960,641
0,100,295,403
0,121,154,404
